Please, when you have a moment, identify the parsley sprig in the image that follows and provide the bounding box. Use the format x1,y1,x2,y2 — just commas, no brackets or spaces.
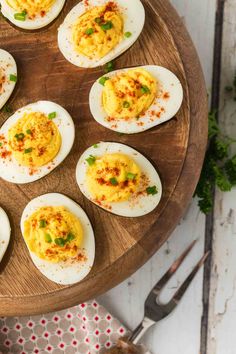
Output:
195,111,236,213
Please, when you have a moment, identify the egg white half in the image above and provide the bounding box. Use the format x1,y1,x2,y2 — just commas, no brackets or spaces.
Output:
0,100,75,184
58,0,145,68
76,142,162,217
89,65,184,134
20,193,95,285
0,207,11,263
0,0,65,30
0,49,17,110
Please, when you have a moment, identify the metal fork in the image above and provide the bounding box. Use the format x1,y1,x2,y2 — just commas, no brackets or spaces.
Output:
104,240,210,353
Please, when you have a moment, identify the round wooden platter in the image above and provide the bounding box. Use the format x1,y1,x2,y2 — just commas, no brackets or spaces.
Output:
0,0,208,316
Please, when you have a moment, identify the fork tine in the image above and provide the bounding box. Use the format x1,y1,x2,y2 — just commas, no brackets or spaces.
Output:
152,239,197,293
172,251,210,304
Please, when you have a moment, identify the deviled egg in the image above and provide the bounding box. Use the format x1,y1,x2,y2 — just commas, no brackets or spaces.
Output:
89,66,183,134
21,193,95,285
0,0,66,30
0,207,11,263
58,0,145,68
76,142,162,217
0,49,17,110
0,100,75,184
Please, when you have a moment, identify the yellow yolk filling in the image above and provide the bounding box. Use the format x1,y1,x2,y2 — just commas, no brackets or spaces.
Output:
23,206,83,263
86,153,141,203
6,0,55,17
8,111,61,167
102,68,157,119
72,3,123,59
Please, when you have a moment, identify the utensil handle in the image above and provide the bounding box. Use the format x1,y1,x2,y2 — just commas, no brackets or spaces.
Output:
129,317,155,345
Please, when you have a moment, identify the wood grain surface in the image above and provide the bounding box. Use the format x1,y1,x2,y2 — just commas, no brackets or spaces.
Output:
0,0,208,316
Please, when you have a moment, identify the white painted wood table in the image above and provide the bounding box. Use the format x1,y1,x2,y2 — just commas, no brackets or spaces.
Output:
99,1,236,353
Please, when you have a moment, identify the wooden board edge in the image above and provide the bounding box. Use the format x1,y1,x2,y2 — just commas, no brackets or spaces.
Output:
0,0,208,316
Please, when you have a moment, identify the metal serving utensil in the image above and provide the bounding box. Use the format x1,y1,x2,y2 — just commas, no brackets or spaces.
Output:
104,240,210,354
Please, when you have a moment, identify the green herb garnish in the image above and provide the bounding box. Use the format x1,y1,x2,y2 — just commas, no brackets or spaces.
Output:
123,101,130,108
2,104,12,113
15,133,25,141
105,61,115,73
95,17,102,24
9,74,17,82
44,233,52,243
14,10,27,21
110,177,118,186
66,232,75,242
85,28,94,35
141,85,151,94
126,172,137,180
24,147,32,154
93,144,99,148
225,155,236,185
146,186,158,195
39,220,46,228
48,112,57,120
195,110,236,214
51,232,75,246
99,76,110,86
26,129,32,135
54,238,66,247
86,155,96,166
0,143,2,147
101,21,113,31
208,111,220,138
124,31,132,38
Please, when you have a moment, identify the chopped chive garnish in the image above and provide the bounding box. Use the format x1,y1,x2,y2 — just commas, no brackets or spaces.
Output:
52,233,76,245
9,74,17,82
39,219,46,228
66,232,75,242
54,238,66,247
123,101,130,108
0,143,2,147
99,76,110,86
26,129,32,135
24,147,32,154
44,233,52,243
110,177,118,186
126,172,137,180
141,85,151,94
15,133,25,141
14,10,27,21
48,112,57,120
105,61,115,73
101,21,113,31
95,17,102,24
86,155,96,166
146,185,158,195
93,144,99,148
124,31,132,38
2,104,12,113
85,28,94,35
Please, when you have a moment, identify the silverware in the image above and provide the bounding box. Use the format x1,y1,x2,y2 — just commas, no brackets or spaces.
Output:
104,240,210,354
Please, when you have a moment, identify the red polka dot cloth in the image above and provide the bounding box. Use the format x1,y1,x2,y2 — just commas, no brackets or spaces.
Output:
0,300,128,354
